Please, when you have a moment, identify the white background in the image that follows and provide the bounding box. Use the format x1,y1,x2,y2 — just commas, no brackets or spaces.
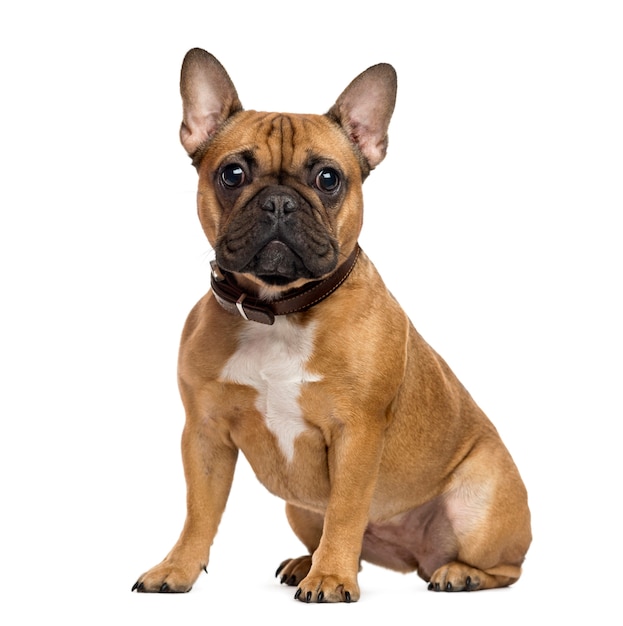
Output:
1,1,621,624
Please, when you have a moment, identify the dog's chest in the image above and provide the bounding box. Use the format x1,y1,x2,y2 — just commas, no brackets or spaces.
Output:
219,317,321,462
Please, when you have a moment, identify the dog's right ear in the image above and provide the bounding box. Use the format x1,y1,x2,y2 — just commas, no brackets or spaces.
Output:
179,48,243,158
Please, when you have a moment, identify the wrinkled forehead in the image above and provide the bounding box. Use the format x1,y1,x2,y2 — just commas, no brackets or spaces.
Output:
206,110,360,174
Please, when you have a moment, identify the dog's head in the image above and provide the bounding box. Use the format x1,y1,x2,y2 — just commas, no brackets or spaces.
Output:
179,49,396,297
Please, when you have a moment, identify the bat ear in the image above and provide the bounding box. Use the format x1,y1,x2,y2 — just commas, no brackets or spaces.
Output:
328,63,397,170
179,48,243,158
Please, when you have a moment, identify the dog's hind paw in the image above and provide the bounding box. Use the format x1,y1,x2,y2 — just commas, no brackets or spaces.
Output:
275,555,313,587
427,560,519,591
427,576,479,592
427,561,485,592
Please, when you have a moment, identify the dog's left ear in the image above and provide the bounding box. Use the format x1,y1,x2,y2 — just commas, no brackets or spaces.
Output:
328,63,397,171
179,48,243,158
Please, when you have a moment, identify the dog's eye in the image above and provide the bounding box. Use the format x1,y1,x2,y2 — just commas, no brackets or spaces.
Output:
221,164,246,188
315,168,340,192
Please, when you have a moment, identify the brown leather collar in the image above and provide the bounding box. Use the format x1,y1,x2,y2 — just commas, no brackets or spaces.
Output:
210,245,360,325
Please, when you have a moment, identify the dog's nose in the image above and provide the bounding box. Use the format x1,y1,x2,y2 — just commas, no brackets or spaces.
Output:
261,193,298,215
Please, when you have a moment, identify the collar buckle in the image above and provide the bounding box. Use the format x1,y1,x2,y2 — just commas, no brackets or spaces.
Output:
235,294,250,321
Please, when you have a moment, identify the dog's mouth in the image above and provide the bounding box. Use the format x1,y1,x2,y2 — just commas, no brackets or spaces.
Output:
251,240,310,285
216,236,338,287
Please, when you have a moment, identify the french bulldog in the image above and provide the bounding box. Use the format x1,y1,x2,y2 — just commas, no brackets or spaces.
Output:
132,48,531,603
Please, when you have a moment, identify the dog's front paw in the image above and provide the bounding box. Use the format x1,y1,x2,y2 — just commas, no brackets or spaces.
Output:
294,570,360,603
132,558,205,593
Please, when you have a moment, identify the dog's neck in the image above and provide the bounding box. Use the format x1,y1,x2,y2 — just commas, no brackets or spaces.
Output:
210,245,361,325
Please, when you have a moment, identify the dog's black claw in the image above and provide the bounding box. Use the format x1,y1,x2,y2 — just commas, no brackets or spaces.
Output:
203,566,208,574
131,581,140,592
280,574,288,584
465,576,473,591
344,590,352,603
275,564,285,577
294,588,302,600
318,591,324,602
160,583,170,593
427,582,434,591
306,591,312,603
133,581,145,593
435,582,441,591
446,582,453,591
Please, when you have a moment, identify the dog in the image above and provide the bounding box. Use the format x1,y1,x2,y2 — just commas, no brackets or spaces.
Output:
132,48,531,602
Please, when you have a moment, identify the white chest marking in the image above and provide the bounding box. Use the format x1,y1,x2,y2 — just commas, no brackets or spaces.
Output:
220,317,321,462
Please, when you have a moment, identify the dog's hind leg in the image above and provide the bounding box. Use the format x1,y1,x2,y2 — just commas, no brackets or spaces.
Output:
427,444,531,592
275,504,323,586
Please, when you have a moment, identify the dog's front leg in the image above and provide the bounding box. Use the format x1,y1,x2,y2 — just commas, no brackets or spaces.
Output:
133,418,238,593
295,418,385,603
